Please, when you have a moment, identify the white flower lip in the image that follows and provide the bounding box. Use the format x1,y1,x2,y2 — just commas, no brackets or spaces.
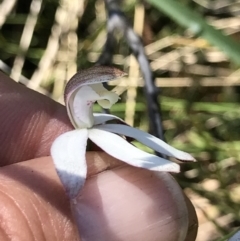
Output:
51,66,196,200
69,83,120,129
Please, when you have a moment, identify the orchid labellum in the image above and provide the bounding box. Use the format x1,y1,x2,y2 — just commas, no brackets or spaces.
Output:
51,66,196,201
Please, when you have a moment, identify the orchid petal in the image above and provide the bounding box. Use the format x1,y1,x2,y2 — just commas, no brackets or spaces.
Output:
96,124,196,162
97,94,118,108
93,113,126,125
88,128,180,172
51,129,88,199
91,83,119,108
71,86,99,128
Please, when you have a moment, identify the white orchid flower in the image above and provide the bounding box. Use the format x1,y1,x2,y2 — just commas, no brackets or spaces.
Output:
51,66,196,201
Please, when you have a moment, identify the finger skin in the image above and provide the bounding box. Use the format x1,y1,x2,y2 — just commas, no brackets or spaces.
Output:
74,167,189,241
0,154,197,241
0,72,72,165
0,157,80,241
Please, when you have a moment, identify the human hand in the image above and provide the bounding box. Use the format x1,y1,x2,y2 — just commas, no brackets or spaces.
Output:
0,72,198,240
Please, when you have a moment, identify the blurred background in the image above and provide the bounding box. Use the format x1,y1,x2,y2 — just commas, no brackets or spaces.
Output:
1,0,240,240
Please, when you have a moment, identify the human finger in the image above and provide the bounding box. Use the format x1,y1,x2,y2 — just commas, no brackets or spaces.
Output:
0,72,72,166
0,152,197,241
74,164,195,241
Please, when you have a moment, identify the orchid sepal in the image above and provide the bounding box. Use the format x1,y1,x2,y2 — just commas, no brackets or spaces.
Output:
51,129,88,199
95,124,196,162
88,128,180,173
